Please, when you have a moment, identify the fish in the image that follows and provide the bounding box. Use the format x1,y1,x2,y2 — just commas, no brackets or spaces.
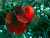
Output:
5,5,36,35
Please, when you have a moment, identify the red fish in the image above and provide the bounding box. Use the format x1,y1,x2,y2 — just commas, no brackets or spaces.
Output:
5,5,36,35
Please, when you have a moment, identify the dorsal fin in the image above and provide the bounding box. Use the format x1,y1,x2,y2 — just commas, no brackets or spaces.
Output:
14,5,24,14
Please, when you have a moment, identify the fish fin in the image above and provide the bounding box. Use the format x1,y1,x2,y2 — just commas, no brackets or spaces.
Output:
10,20,27,35
15,22,27,35
17,14,28,23
15,28,25,35
5,12,14,23
14,5,24,14
14,5,22,11
6,24,15,34
32,14,36,20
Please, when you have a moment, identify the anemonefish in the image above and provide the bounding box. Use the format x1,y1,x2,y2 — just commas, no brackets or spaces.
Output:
5,5,36,35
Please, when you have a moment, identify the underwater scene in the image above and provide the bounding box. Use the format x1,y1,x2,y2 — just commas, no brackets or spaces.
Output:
0,0,50,38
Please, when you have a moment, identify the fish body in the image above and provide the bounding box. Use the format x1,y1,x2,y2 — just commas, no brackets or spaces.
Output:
5,5,36,35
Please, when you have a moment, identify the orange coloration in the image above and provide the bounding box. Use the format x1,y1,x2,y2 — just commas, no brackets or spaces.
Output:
25,5,34,16
25,5,36,22
5,5,36,35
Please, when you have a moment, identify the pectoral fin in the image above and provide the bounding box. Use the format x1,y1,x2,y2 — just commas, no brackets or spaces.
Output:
17,14,28,23
5,12,14,23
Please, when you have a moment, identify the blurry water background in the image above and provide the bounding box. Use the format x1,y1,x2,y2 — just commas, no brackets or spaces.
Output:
0,0,50,38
